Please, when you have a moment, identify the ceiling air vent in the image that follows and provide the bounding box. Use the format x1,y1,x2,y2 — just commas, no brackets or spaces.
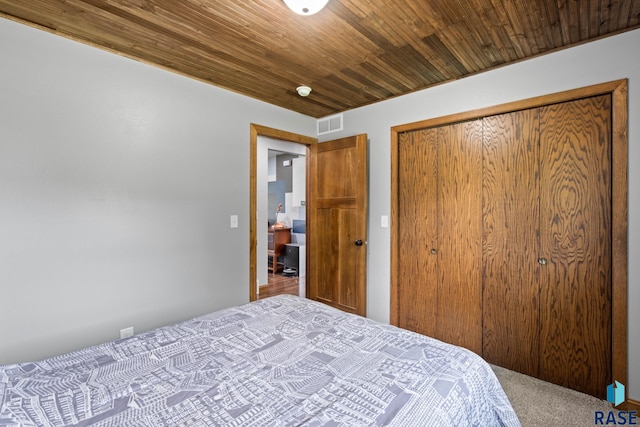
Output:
317,113,343,136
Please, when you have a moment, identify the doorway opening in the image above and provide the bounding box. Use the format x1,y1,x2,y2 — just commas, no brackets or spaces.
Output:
259,146,306,299
249,124,316,302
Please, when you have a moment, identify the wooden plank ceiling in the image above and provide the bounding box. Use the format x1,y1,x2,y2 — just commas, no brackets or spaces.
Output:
1,0,639,117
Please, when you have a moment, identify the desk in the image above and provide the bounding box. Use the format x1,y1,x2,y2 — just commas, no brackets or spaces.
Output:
267,228,291,273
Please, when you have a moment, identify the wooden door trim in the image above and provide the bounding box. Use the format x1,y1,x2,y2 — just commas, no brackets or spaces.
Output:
390,79,628,389
353,133,369,316
611,81,628,391
249,124,316,302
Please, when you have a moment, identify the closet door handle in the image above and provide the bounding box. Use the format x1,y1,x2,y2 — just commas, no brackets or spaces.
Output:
430,249,437,254
538,258,548,265
355,240,364,246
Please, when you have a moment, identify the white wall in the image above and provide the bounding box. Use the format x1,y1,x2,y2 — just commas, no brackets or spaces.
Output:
323,28,640,400
0,18,315,364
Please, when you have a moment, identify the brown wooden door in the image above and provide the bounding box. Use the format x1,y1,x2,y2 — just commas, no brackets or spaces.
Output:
437,121,483,354
308,134,368,316
397,121,483,355
482,109,542,377
538,95,612,398
483,95,612,398
397,128,439,336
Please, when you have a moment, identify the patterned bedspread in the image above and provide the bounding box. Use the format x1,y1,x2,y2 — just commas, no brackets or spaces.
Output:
0,295,520,426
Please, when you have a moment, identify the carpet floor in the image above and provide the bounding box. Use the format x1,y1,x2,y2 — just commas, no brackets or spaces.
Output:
492,365,614,426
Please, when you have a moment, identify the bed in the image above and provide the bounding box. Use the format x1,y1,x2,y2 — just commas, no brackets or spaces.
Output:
0,295,520,426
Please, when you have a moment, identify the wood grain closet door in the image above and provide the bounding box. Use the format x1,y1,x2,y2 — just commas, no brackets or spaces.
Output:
397,128,439,336
482,109,541,377
437,120,483,354
538,95,612,398
397,121,483,355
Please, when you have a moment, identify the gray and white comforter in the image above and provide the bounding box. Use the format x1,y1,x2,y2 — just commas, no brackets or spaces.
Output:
0,295,520,426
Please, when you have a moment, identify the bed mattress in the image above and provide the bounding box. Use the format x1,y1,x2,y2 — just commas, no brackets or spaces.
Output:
0,295,520,426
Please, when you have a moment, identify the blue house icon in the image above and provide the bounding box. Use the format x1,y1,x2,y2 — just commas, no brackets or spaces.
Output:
607,381,625,406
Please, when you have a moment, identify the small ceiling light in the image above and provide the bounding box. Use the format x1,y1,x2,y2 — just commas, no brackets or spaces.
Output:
283,0,329,15
296,85,312,97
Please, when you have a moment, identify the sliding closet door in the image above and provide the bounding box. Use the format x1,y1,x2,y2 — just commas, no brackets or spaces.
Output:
482,109,541,377
538,95,612,398
397,121,483,355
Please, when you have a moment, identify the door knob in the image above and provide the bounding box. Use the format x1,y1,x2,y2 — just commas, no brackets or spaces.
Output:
538,258,548,265
355,240,363,246
430,249,437,254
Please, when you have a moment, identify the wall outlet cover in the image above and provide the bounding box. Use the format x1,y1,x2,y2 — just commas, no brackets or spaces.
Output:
120,326,134,339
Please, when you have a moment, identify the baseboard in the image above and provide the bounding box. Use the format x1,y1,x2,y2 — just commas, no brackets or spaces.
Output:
624,398,640,412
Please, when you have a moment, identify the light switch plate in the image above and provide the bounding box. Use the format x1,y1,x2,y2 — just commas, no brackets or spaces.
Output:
230,215,239,228
381,215,389,228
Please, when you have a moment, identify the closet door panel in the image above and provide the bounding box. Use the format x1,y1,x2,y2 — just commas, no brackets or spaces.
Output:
437,120,483,354
397,129,439,336
538,95,612,398
482,110,541,377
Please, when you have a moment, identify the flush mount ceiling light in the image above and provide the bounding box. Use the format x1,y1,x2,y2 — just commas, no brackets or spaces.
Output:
296,85,312,97
283,0,329,15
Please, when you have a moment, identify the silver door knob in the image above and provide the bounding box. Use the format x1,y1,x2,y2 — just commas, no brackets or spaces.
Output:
430,249,437,254
538,258,548,265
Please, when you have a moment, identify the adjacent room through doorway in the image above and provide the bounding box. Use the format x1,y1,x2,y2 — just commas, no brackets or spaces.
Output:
256,137,307,299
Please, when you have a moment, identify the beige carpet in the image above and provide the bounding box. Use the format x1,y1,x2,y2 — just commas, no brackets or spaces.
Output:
492,365,615,427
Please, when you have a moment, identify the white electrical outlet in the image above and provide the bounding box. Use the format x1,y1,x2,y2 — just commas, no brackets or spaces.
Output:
120,326,134,339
